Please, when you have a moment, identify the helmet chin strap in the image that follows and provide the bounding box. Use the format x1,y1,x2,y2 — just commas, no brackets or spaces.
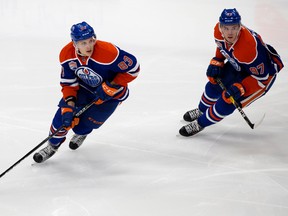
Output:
76,49,85,56
72,42,86,57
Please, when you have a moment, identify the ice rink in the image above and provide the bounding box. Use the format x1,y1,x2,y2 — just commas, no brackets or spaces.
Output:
0,0,288,215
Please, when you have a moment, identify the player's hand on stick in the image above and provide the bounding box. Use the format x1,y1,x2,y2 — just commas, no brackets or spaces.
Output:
61,104,79,130
223,83,245,103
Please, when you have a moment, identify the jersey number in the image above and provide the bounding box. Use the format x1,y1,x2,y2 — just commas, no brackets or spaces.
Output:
249,63,264,75
118,56,133,70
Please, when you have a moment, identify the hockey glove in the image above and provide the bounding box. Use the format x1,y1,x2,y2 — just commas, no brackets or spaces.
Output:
223,83,245,103
61,105,79,130
206,57,224,84
94,81,124,105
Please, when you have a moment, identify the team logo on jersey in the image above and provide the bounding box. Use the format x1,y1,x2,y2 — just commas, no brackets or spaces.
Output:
68,61,78,70
75,66,103,87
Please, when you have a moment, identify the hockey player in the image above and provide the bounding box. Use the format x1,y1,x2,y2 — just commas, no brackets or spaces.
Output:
179,8,284,137
33,21,140,163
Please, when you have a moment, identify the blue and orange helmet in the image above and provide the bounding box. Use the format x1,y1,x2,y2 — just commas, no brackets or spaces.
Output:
219,8,241,25
70,21,96,42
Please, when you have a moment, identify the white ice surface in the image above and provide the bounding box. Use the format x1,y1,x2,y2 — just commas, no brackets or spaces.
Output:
0,0,288,215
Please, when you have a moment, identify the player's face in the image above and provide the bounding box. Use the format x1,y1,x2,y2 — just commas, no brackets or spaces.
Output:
75,37,96,57
220,24,241,44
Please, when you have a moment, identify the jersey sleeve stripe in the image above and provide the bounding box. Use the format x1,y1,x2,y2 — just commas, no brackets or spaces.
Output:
60,78,78,84
127,62,140,76
251,74,269,82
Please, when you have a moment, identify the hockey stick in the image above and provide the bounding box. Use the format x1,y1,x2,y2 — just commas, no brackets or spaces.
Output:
215,78,265,129
0,99,96,179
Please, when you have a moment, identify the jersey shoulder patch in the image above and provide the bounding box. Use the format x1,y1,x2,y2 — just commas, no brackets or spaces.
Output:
91,40,119,64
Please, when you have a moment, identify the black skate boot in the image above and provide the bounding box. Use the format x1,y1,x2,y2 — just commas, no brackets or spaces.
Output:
69,134,87,150
179,120,204,137
33,141,62,163
183,108,203,122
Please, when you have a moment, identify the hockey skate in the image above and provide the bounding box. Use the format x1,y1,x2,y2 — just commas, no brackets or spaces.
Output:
183,108,203,122
179,120,204,137
33,141,61,163
69,134,87,150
